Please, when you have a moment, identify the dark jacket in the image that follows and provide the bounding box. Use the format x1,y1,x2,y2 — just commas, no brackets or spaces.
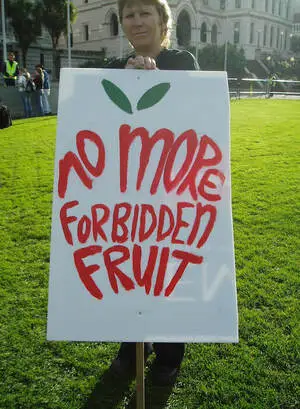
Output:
105,48,199,71
43,70,50,89
33,75,43,91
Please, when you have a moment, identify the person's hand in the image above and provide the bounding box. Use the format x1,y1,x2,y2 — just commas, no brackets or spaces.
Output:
125,55,157,70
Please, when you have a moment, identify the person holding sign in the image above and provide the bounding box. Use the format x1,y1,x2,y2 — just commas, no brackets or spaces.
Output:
108,0,199,386
107,0,198,71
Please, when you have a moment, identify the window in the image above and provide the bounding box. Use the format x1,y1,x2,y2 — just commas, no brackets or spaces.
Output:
276,27,280,48
84,24,89,41
110,13,118,36
250,22,254,44
234,22,240,44
272,0,275,14
263,25,267,46
211,24,218,44
84,0,88,3
203,0,208,5
251,0,255,9
265,0,268,12
201,22,207,43
235,0,241,8
270,26,274,46
220,0,226,10
176,10,191,47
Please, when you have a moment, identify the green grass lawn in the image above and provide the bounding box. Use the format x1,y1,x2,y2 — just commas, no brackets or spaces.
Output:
0,101,299,409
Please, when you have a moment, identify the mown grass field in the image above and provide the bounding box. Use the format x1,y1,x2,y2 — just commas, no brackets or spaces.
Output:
0,100,299,409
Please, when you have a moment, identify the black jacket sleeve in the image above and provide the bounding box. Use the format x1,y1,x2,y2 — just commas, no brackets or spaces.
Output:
156,49,199,71
178,50,200,70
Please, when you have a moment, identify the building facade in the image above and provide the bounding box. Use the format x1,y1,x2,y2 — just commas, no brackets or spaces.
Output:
1,0,298,74
70,0,297,60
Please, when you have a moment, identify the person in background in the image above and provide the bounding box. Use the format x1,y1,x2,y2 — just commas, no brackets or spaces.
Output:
35,64,52,115
2,52,19,87
268,73,277,98
17,68,34,118
236,75,241,100
33,67,44,116
107,0,199,387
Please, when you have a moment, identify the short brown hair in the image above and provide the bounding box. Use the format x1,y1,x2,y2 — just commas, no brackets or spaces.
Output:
117,0,172,48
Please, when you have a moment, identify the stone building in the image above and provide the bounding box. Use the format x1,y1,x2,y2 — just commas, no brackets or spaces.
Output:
70,0,297,61
1,0,299,74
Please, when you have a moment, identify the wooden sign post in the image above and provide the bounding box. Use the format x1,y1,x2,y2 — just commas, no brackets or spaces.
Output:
136,343,145,409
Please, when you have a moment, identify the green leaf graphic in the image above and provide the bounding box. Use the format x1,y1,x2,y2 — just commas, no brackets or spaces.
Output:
101,79,133,114
137,82,171,111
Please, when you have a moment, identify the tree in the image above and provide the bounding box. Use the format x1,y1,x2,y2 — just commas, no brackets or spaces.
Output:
6,0,41,67
225,44,247,78
264,50,300,80
290,35,300,54
197,45,223,70
198,44,246,77
38,0,77,78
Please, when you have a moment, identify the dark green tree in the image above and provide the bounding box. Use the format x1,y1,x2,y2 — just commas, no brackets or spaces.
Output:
264,52,300,80
290,35,300,53
198,44,246,77
6,0,41,67
225,44,247,78
38,0,77,78
197,45,223,71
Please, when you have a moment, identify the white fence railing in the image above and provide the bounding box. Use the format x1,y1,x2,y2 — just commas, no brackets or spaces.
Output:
228,78,300,99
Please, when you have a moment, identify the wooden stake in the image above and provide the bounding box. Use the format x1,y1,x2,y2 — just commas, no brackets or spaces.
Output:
136,342,145,409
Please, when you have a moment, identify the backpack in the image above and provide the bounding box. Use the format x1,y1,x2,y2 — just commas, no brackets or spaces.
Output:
0,105,12,129
25,79,36,93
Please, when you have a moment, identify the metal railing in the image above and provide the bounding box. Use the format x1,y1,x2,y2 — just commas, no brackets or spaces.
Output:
228,78,300,99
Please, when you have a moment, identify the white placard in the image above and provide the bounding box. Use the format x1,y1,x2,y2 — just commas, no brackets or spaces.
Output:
47,68,238,343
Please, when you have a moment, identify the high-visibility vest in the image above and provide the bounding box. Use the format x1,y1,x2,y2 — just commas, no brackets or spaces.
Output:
4,61,18,79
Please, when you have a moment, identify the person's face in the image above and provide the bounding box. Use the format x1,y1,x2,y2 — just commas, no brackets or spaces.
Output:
8,54,14,62
121,2,163,53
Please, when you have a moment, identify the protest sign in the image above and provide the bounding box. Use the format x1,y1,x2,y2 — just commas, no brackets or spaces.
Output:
47,68,238,343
